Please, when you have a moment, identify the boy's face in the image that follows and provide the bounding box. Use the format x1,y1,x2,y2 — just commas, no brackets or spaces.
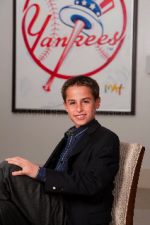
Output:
63,85,100,128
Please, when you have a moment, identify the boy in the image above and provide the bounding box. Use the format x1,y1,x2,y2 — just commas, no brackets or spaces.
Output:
0,76,119,225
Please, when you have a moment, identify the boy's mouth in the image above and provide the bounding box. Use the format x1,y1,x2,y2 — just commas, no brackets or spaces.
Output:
75,114,86,119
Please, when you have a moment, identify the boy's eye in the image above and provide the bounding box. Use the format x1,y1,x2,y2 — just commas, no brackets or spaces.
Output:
70,102,75,105
83,100,89,103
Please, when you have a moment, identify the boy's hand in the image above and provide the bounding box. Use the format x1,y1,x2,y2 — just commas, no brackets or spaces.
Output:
5,157,39,179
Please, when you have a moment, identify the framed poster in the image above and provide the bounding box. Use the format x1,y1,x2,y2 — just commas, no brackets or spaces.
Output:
12,0,137,115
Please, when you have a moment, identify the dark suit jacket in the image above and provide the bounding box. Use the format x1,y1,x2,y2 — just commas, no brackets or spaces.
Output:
43,120,120,225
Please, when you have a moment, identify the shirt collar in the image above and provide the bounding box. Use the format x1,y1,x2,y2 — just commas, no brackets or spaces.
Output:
65,119,95,139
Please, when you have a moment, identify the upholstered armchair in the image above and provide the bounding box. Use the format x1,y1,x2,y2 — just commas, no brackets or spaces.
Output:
110,142,145,225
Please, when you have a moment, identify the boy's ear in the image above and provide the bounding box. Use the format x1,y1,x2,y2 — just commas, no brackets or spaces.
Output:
96,97,101,109
63,101,68,112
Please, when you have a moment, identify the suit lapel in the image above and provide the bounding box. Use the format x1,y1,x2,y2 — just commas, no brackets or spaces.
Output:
69,132,91,158
44,137,65,168
69,120,100,159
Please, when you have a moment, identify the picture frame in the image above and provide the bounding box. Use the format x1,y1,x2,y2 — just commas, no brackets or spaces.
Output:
12,0,137,115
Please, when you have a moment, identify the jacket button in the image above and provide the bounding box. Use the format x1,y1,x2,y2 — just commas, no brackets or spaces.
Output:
53,186,56,190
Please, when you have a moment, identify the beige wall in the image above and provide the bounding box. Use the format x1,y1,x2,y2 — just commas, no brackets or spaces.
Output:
0,0,150,186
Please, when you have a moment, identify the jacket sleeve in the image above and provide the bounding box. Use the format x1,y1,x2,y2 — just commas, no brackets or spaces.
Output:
44,132,120,197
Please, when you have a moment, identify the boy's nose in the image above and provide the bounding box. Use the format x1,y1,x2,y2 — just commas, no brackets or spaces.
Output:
76,103,83,112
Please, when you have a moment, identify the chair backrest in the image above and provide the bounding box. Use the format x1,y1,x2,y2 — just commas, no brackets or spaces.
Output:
110,142,145,225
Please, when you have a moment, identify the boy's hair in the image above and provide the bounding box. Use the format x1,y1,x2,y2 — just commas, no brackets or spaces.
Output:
61,76,100,102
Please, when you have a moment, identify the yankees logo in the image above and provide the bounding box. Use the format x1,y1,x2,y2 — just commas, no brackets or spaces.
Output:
22,0,127,91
